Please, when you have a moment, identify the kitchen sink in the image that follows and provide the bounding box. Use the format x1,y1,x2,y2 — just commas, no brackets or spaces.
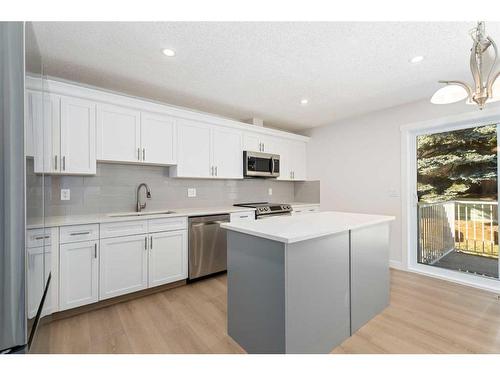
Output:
107,210,176,218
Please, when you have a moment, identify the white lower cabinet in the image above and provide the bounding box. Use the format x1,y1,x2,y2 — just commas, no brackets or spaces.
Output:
148,230,187,287
27,247,51,318
291,204,320,215
59,240,99,310
99,234,149,300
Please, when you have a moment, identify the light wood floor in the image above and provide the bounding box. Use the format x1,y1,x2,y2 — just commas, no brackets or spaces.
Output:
32,270,500,354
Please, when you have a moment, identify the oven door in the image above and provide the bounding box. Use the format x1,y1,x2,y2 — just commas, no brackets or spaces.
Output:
243,151,280,178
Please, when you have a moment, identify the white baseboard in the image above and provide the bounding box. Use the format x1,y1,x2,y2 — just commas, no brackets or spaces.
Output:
389,260,405,270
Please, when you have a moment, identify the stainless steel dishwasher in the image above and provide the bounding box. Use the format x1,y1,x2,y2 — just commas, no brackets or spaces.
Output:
188,214,230,280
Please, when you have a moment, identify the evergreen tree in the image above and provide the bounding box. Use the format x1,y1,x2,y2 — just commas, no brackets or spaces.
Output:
417,124,497,202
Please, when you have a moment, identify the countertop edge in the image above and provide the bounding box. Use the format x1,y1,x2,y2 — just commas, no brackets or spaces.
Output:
27,206,257,229
221,214,395,244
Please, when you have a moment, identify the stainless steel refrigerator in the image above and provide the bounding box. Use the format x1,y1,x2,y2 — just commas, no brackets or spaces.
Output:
0,22,50,354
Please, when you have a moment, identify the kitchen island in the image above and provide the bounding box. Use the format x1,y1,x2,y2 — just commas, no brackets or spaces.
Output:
221,211,395,354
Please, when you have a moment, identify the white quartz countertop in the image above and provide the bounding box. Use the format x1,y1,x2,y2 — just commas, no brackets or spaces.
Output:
27,206,256,229
220,211,395,244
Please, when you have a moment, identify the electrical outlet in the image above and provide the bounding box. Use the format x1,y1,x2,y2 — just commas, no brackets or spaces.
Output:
187,188,197,198
268,188,273,196
60,189,70,201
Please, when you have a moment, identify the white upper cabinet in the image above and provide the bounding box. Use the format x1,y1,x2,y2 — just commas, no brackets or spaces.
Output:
27,78,309,180
172,119,212,178
243,132,261,152
60,97,96,174
172,121,243,179
140,112,177,165
243,132,279,154
31,91,96,175
290,140,307,181
277,139,307,181
97,105,177,165
97,104,141,163
31,91,60,174
211,125,243,179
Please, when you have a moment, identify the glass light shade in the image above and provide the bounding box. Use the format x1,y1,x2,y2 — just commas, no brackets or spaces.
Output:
431,84,469,104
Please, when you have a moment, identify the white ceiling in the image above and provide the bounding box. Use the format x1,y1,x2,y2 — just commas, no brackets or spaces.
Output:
30,22,500,132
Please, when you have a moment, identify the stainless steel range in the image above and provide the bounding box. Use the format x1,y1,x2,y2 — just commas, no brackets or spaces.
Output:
234,202,292,219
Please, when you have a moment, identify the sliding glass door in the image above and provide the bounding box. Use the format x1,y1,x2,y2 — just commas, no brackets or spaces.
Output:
416,124,499,279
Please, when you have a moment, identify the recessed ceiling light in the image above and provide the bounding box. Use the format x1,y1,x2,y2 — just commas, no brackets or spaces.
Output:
162,48,176,57
409,55,424,64
300,99,309,105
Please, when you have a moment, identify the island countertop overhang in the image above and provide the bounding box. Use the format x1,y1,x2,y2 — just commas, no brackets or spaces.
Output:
220,211,395,244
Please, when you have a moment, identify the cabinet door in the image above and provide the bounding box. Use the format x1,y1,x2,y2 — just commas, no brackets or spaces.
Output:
211,126,243,179
27,247,45,319
60,96,96,174
173,119,211,177
276,139,293,181
260,135,279,154
59,241,98,310
149,230,187,287
290,140,307,181
25,91,36,158
99,234,148,300
141,112,176,165
96,103,141,163
243,132,261,152
32,92,60,174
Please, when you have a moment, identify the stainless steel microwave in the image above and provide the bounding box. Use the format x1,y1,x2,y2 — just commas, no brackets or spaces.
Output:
243,151,280,178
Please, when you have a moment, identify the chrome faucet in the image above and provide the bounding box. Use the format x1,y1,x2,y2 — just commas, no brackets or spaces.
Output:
136,183,152,212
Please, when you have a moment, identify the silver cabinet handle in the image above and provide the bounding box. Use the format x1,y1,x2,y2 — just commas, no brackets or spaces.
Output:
211,166,214,176
62,156,66,171
262,143,265,152
138,148,141,161
215,166,218,176
54,155,58,170
94,243,97,258
150,236,153,250
239,215,249,219
34,235,50,240
143,148,145,161
145,236,148,250
70,231,91,236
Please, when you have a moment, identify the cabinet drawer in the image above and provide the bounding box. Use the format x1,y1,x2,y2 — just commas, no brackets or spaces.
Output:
148,216,187,233
60,224,99,244
27,228,54,248
291,205,320,215
100,220,148,239
230,211,255,222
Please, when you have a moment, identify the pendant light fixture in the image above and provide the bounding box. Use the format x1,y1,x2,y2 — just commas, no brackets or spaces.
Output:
431,21,500,109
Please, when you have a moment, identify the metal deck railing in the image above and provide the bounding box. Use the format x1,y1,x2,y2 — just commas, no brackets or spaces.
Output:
418,200,498,265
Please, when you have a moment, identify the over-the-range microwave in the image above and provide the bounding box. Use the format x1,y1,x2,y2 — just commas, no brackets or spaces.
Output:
243,151,280,178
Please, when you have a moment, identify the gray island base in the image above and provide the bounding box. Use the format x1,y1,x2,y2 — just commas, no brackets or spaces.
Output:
222,211,394,354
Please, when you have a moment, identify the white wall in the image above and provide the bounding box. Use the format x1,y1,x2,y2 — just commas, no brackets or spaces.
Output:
304,99,500,265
